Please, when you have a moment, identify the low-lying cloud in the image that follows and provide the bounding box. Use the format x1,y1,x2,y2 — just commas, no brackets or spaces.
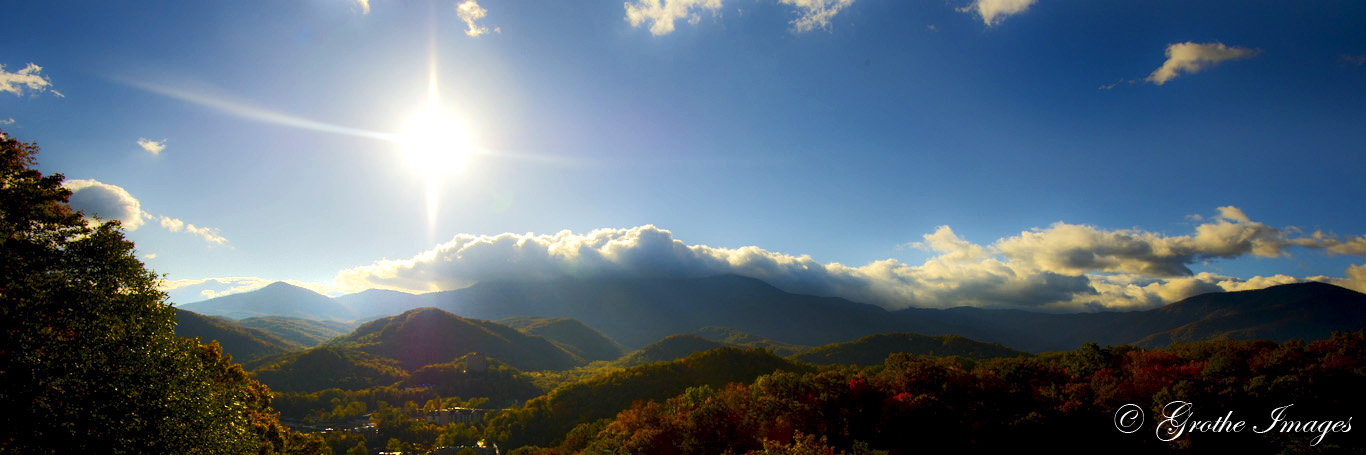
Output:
328,207,1366,311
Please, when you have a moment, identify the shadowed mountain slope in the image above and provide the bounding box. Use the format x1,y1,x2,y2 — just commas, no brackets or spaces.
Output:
327,307,584,371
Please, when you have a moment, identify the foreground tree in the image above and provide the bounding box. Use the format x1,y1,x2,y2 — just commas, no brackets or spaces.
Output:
0,130,326,454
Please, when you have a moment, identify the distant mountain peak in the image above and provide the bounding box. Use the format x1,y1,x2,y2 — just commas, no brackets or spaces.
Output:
260,281,322,295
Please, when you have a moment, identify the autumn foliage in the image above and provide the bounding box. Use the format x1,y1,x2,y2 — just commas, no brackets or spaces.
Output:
510,332,1366,454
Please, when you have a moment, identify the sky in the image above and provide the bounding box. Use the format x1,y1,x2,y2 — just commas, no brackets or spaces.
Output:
4,0,1365,312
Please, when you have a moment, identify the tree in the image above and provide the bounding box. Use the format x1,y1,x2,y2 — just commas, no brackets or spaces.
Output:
0,129,326,454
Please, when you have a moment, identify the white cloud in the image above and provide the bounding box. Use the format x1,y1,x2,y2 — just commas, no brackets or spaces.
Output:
137,138,166,155
144,253,158,259
1,118,13,125
625,0,723,36
60,178,227,245
159,215,228,246
329,207,1366,312
0,63,55,97
780,0,855,33
959,0,1036,26
995,207,1287,277
1341,54,1366,67
1327,264,1366,294
457,0,497,37
1146,42,1259,85
355,0,370,14
63,179,147,230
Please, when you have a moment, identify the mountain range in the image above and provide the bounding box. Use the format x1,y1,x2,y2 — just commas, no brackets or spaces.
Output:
176,275,1366,354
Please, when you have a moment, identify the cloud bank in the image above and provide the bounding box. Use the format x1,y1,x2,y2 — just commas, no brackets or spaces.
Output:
63,178,227,246
327,207,1366,311
959,0,1037,26
1147,42,1259,85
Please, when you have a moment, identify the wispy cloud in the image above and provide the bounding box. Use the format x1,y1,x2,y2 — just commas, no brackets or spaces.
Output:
159,215,227,245
329,208,1366,311
0,63,56,97
355,0,370,14
1341,54,1366,67
1146,41,1259,85
62,178,228,246
625,0,723,36
959,0,1037,26
0,118,13,125
137,138,167,155
457,0,497,37
780,0,855,33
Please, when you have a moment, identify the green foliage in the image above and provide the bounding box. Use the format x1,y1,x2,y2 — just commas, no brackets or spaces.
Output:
330,308,584,371
0,130,326,454
532,333,1366,454
693,326,811,357
791,332,1029,366
239,316,357,348
613,334,729,368
484,347,812,449
175,308,302,363
251,346,409,392
499,316,628,362
400,354,542,406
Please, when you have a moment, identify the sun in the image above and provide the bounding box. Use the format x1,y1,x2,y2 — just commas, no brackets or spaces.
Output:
396,105,470,179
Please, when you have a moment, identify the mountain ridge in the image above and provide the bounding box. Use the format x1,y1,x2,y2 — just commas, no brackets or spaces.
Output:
179,276,1366,354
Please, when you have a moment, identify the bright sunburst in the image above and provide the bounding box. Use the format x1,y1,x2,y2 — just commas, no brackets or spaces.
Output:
397,105,469,179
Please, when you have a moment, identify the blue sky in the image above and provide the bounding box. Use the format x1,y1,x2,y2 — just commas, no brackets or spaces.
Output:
4,0,1365,311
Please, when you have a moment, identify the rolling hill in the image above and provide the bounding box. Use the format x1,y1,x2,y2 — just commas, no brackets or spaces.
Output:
249,346,408,393
326,307,584,371
237,316,356,347
398,353,543,406
693,326,810,356
498,316,627,362
791,333,1029,366
614,334,728,368
484,347,813,449
896,281,1366,352
430,274,922,348
173,308,299,363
